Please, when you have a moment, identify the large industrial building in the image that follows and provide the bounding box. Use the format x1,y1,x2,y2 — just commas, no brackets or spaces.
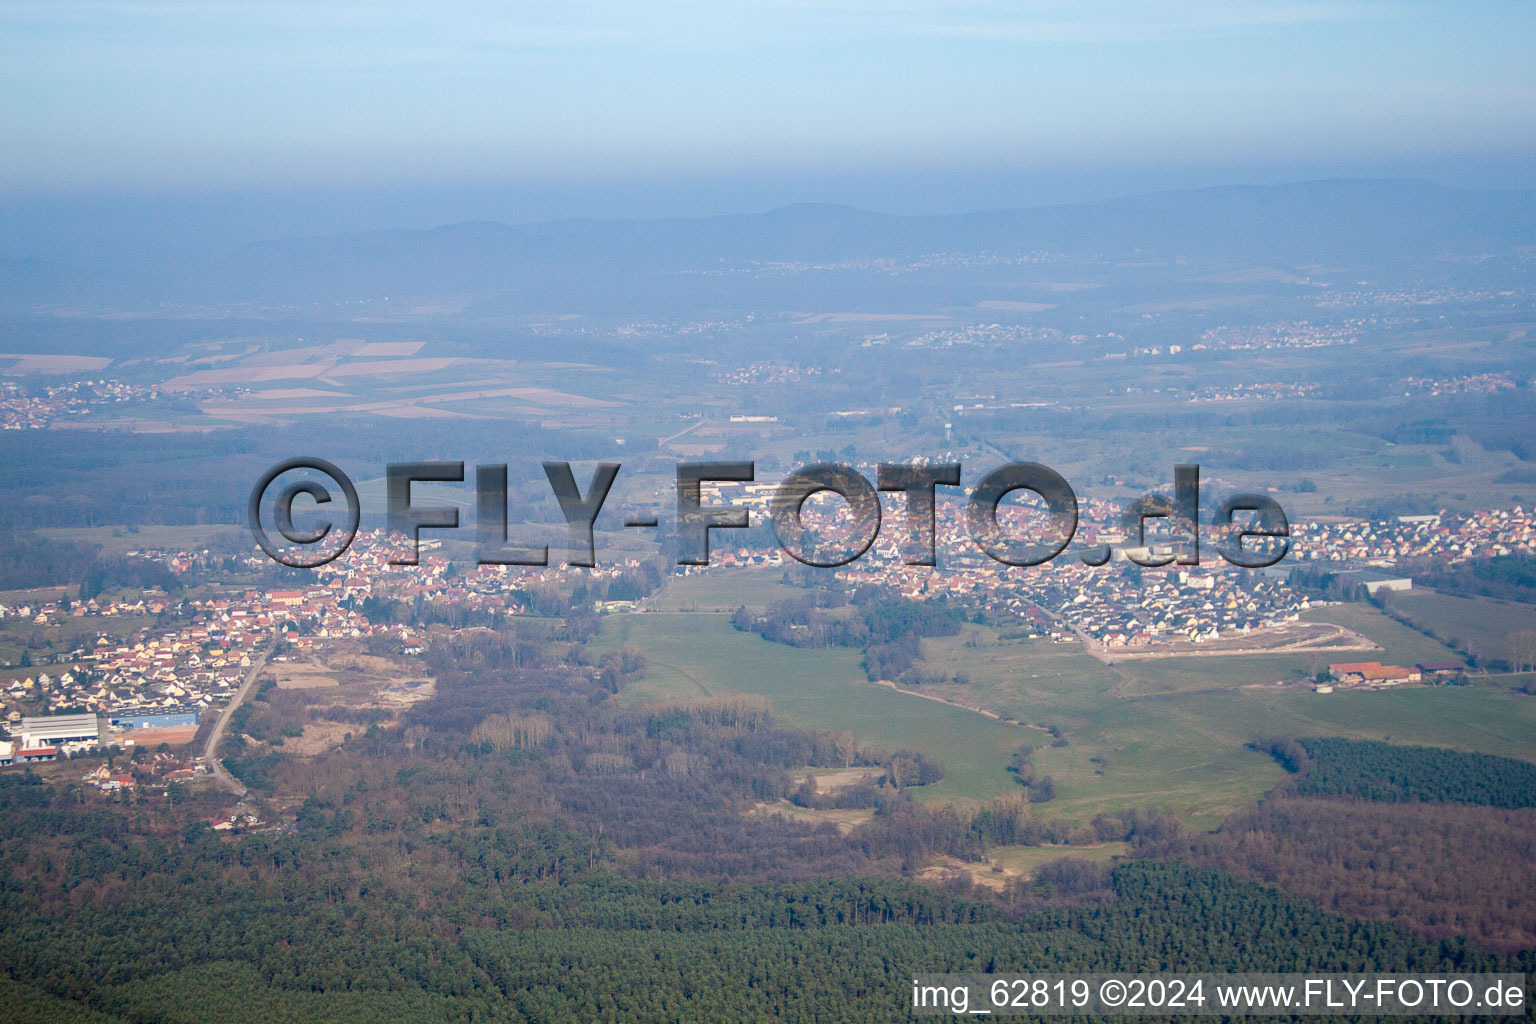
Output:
108,707,201,730
18,713,101,750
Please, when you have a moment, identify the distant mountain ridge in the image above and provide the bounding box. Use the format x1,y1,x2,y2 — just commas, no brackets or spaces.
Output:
5,179,1531,314
238,178,1536,262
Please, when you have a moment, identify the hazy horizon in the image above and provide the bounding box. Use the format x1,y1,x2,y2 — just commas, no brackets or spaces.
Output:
4,0,1534,259
5,166,1535,266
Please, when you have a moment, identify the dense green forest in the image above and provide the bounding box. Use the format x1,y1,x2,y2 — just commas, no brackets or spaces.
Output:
1260,736,1536,807
0,810,1525,1024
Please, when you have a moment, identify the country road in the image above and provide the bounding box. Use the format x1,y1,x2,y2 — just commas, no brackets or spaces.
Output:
202,641,273,795
869,677,1047,732
658,417,706,447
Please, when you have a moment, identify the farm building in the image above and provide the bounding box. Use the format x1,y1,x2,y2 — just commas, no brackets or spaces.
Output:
1327,661,1421,686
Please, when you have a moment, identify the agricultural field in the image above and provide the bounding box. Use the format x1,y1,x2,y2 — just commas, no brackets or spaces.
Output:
601,577,1536,829
0,586,75,610
918,605,1532,822
36,524,244,556
599,609,1283,822
1487,671,1536,693
1303,602,1471,666
644,568,805,612
1387,590,1536,666
917,631,1121,720
1024,685,1536,825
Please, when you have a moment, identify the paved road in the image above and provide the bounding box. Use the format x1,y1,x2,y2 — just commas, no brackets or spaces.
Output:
202,641,273,795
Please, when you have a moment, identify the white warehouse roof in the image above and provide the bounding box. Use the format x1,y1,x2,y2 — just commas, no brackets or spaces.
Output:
19,714,100,740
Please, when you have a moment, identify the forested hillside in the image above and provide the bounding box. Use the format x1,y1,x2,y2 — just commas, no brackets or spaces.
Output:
1178,797,1536,951
0,839,1525,1023
1,632,1532,1021
1173,737,1536,950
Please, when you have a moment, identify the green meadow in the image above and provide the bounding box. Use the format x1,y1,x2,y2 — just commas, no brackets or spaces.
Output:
597,612,1026,802
599,575,1536,827
1388,590,1536,664
643,568,806,612
38,524,243,555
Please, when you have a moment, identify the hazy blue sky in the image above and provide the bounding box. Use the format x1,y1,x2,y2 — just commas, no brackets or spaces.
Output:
2,0,1532,229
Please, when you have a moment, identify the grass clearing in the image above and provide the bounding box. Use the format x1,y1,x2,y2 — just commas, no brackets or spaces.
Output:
987,842,1131,877
924,842,1133,890
753,802,876,832
598,612,1027,801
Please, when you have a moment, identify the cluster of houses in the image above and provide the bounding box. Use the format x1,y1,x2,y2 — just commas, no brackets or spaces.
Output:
695,490,1536,650
0,583,342,732
80,752,211,792
1198,320,1361,351
1,592,273,717
709,362,817,385
828,495,1309,647
1188,381,1322,403
4,498,1531,746
905,323,1064,351
1033,566,1310,646
838,550,1310,647
0,379,248,429
0,592,169,624
280,530,654,618
0,379,147,429
1,530,658,735
1398,373,1516,397
1291,508,1534,565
